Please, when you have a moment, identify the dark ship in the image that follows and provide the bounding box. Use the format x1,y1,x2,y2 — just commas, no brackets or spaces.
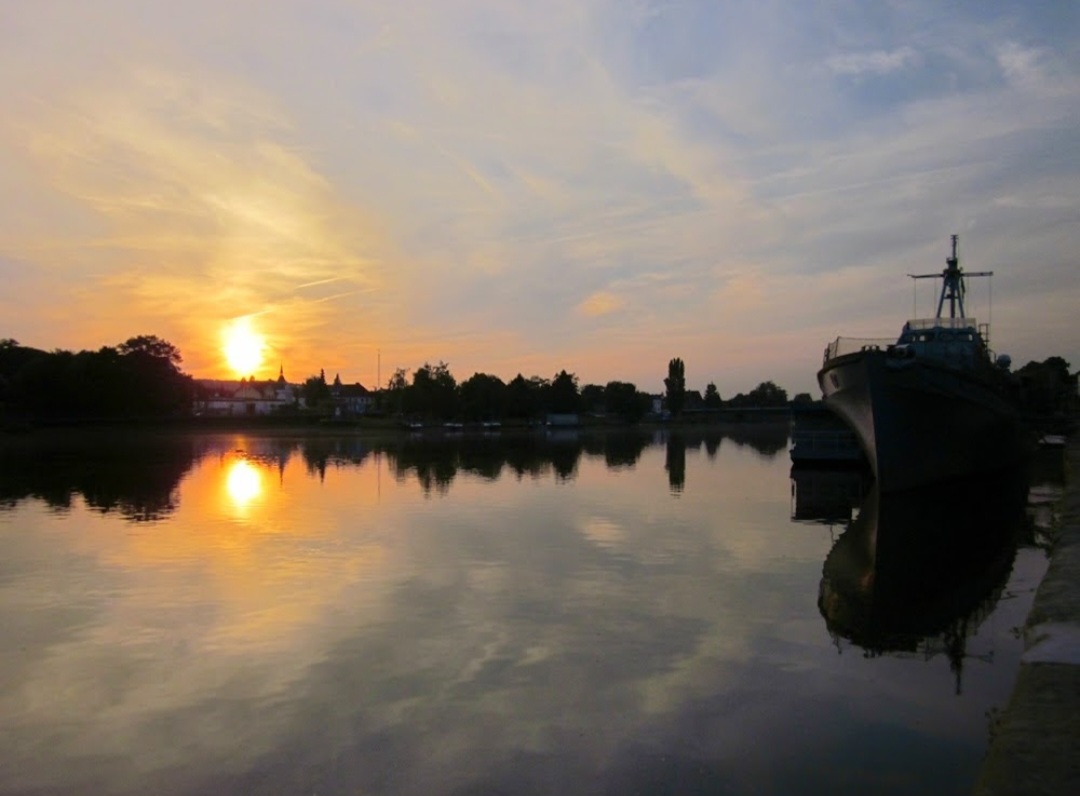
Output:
818,235,1027,491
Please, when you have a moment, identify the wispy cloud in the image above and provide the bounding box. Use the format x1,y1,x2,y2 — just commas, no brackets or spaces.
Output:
996,41,1045,86
0,0,1077,392
827,46,919,77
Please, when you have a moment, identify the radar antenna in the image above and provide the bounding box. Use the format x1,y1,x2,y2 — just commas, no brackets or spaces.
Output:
908,235,993,319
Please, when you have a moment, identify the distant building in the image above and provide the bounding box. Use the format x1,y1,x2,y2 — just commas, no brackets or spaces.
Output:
194,367,297,416
329,373,373,417
195,368,375,417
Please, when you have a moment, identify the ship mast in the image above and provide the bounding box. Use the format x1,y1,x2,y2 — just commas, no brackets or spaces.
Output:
908,235,993,320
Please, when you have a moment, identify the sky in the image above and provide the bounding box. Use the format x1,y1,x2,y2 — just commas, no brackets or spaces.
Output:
1,0,1077,397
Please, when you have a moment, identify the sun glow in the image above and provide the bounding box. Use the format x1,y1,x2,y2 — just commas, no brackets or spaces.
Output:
223,317,266,377
225,459,262,509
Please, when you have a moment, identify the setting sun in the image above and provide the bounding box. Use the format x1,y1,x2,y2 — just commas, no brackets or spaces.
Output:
223,317,266,377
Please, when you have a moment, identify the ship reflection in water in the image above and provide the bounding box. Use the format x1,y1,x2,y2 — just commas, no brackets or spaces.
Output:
789,465,873,526
804,468,1029,693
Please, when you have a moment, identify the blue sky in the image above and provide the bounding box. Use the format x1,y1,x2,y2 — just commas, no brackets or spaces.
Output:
1,0,1077,395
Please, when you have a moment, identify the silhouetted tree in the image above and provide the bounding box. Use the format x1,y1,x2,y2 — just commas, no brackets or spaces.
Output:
409,361,457,420
302,372,331,409
459,372,507,421
1018,356,1076,415
704,382,722,408
506,373,547,420
750,380,788,406
383,368,408,414
579,383,604,414
604,381,650,422
528,375,552,412
729,380,788,407
665,357,686,416
115,336,192,415
1,335,193,419
549,370,579,414
117,335,182,367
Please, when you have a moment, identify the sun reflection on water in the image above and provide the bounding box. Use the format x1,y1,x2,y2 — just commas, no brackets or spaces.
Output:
225,459,262,510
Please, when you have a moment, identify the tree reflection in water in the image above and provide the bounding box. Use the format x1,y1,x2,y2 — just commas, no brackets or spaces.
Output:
0,432,203,522
665,432,686,495
0,425,791,515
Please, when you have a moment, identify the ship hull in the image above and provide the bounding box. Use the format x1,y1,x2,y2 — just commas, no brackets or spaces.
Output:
817,350,1027,492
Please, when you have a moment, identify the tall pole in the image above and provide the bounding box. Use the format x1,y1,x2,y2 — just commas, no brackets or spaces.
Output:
377,348,381,391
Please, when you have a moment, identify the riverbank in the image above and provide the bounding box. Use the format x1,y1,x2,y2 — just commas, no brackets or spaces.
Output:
975,433,1080,795
1,410,793,437
0,416,795,459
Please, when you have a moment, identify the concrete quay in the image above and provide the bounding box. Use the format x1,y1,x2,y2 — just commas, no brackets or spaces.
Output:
975,434,1080,795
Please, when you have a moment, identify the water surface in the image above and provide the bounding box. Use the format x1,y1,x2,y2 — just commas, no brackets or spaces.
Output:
0,429,1049,795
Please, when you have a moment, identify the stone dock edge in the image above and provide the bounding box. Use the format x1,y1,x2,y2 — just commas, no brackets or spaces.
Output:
974,434,1080,795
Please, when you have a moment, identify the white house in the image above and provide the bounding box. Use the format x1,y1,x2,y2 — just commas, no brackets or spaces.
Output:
195,368,297,416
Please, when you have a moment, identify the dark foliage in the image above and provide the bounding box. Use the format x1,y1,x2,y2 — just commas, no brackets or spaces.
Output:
603,381,651,422
0,336,194,421
459,372,507,421
1017,356,1076,415
664,357,686,416
726,380,789,408
549,370,580,414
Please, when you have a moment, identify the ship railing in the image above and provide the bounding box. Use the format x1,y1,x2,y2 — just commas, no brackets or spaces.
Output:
824,337,895,363
905,317,978,331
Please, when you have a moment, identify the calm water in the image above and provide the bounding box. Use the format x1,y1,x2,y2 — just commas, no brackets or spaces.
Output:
0,428,1051,796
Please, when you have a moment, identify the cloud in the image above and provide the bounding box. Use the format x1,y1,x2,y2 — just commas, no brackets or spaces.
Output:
577,291,625,317
1,61,404,376
826,46,918,77
0,0,1077,393
996,41,1045,86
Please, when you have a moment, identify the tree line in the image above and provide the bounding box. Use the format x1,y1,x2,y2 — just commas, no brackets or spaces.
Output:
304,353,1078,423
377,364,652,422
4,333,1071,426
0,336,797,425
370,357,795,423
0,336,194,421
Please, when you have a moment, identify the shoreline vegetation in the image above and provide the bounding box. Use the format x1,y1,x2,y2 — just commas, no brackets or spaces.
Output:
1,336,1075,435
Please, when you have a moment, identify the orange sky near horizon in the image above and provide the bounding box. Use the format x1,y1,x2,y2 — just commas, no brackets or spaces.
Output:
1,1,1077,396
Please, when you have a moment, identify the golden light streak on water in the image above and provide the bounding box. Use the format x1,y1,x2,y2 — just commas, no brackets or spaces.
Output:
225,458,262,510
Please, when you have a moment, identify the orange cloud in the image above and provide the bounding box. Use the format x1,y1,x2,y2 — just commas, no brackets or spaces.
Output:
576,291,624,317
4,65,399,380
